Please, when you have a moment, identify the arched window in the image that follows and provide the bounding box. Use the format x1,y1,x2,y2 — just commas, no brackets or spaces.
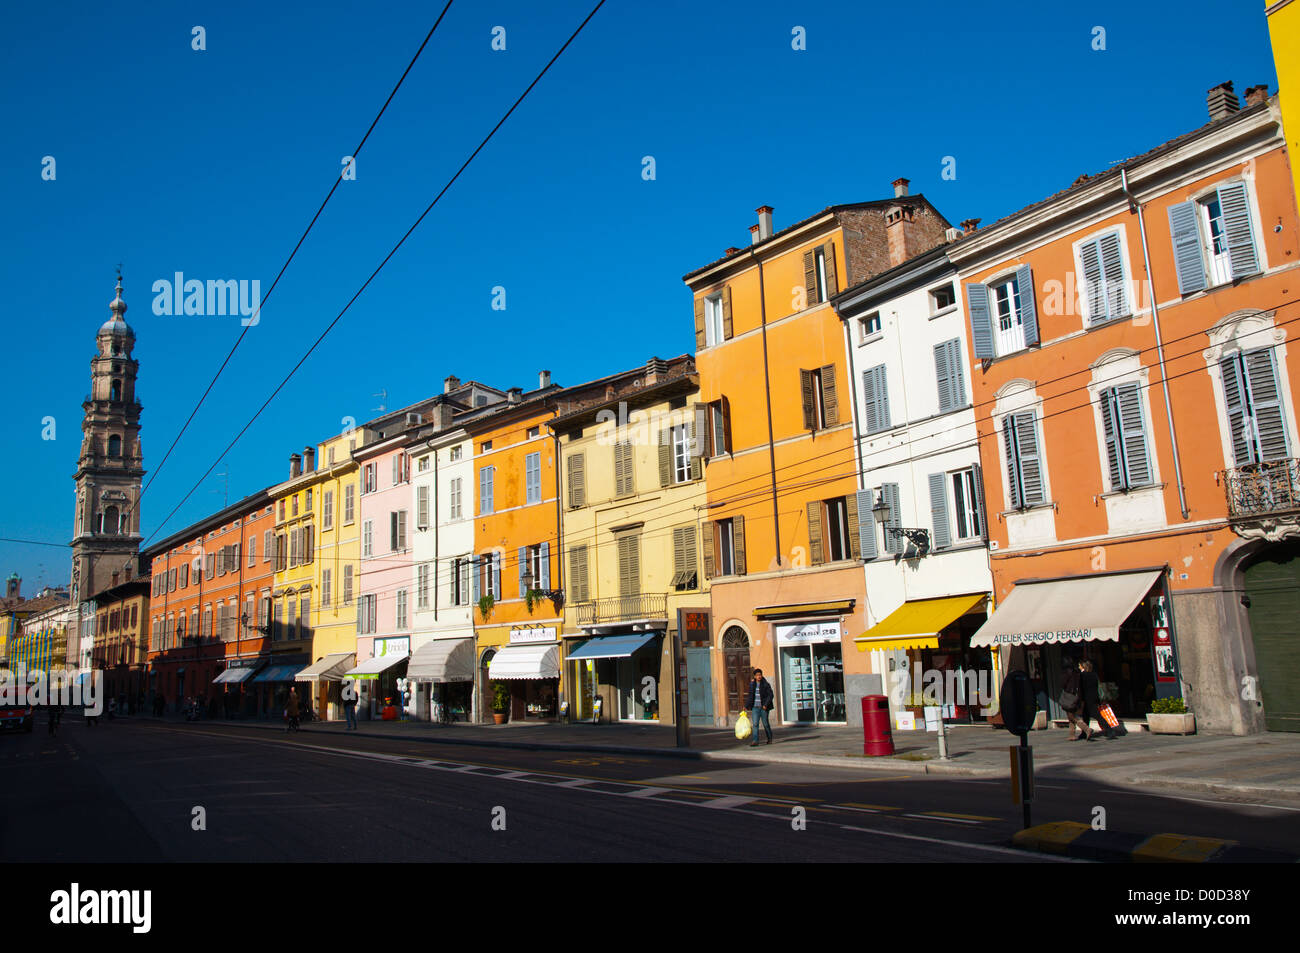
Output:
108,435,122,457
722,626,750,649
110,380,122,401
103,506,119,535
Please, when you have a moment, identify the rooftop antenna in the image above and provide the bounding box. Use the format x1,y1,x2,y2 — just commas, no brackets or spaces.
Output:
210,464,230,509
372,388,388,413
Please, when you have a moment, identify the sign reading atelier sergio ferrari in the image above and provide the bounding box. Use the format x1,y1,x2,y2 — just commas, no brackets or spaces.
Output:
987,628,1094,645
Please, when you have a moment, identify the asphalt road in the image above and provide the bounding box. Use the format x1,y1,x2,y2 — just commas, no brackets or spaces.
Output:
4,716,1296,862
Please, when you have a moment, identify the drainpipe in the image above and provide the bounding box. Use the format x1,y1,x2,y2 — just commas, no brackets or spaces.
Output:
1121,168,1190,520
748,248,782,564
840,314,866,486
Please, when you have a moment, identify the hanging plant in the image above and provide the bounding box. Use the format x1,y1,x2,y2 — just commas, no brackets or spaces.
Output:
478,593,495,621
524,588,545,614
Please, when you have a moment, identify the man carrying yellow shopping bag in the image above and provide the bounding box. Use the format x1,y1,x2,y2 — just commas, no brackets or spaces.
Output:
744,669,775,746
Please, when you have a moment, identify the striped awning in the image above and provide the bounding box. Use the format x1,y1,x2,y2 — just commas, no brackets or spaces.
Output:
407,639,474,683
488,644,559,680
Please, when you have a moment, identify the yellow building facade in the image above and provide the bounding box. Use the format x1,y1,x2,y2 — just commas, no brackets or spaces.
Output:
1268,0,1300,212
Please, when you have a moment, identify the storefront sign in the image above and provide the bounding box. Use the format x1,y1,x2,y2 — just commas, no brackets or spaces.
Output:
510,626,556,644
375,637,410,658
984,629,1094,645
678,608,711,645
1154,627,1177,683
775,621,841,645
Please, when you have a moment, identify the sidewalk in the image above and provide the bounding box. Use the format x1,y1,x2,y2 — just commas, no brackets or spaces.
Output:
186,714,1300,800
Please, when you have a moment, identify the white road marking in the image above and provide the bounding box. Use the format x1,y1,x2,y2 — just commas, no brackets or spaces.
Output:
702,795,755,809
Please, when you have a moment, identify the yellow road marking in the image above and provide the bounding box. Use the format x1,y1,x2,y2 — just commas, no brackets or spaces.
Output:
841,803,902,811
920,811,1000,821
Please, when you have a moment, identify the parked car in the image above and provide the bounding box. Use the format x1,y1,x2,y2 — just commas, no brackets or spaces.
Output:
0,703,35,733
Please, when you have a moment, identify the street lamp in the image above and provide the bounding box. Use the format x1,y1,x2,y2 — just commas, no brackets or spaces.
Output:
870,495,932,557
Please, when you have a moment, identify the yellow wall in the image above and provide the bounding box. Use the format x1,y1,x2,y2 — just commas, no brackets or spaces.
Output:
1269,0,1300,216
311,432,360,658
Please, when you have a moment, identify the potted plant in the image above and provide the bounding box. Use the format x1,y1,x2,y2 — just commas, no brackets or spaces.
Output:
477,593,495,622
1147,697,1195,735
492,682,510,725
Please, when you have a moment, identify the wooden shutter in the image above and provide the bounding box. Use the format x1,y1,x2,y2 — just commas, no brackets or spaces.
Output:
1080,238,1105,324
1220,354,1252,466
1015,264,1039,346
863,365,890,433
306,524,315,563
618,534,640,597
801,369,816,430
855,488,878,560
719,396,732,455
1167,200,1208,294
966,283,995,359
703,523,716,579
1099,232,1129,318
1116,384,1152,486
1218,181,1261,279
881,483,902,555
396,511,406,550
845,494,862,560
689,415,703,480
658,427,673,487
615,441,634,497
1001,420,1022,509
721,285,734,340
1245,349,1290,461
803,250,818,306
806,500,825,565
732,515,746,575
820,364,839,426
1100,390,1125,490
929,472,952,550
934,341,954,413
567,452,585,508
569,546,588,603
694,296,706,350
1014,412,1046,505
417,485,429,527
823,241,838,296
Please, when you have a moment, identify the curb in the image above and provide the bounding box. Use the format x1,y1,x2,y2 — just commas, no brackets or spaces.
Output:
1012,821,1300,863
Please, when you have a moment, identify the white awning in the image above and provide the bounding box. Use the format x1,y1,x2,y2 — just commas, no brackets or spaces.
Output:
407,638,474,682
295,652,356,682
970,570,1163,648
343,653,409,680
213,665,260,684
488,644,559,680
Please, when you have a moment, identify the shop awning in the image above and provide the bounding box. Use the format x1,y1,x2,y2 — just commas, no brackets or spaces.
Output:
754,600,854,620
970,570,1164,648
343,653,408,680
213,665,261,684
855,594,988,652
488,644,559,680
295,653,355,682
564,633,659,660
407,638,474,683
251,663,306,684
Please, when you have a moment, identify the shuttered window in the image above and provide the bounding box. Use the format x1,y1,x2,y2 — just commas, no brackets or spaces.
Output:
568,545,590,604
417,564,429,609
803,241,838,305
1079,232,1130,324
567,452,586,507
672,525,698,590
1169,181,1262,294
617,534,641,598
448,477,462,520
525,452,541,505
344,485,355,524
1002,411,1047,508
1220,349,1291,466
928,473,952,550
861,364,891,434
801,366,839,430
934,338,967,413
362,519,373,557
343,565,353,605
855,488,878,560
322,568,332,607
880,483,902,555
614,441,635,497
416,485,429,528
1099,384,1153,491
479,466,494,515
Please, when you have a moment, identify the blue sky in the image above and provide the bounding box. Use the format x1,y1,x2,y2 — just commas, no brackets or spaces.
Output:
0,0,1280,592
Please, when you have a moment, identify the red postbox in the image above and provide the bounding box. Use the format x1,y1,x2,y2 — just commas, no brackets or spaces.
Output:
861,694,895,756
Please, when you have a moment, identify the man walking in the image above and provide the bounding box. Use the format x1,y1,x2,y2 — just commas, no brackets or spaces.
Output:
744,668,774,746
343,681,358,731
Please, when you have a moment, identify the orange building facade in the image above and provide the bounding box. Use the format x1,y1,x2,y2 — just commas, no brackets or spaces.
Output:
683,194,952,727
952,92,1300,733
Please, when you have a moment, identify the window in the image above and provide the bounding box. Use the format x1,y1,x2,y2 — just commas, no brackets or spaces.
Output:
801,366,839,430
707,398,732,457
934,339,968,414
450,445,463,461
520,542,549,592
203,606,213,641
672,424,692,483
807,497,862,564
803,242,837,305
480,466,495,514
966,266,1039,359
672,525,698,590
205,552,215,580
449,477,463,520
568,545,590,602
417,564,429,609
395,590,408,630
279,500,286,521
1078,231,1130,324
358,594,376,635
344,484,355,524
300,597,311,641
950,468,983,541
525,451,541,504
1220,348,1290,465
1099,384,1153,491
860,364,891,433
704,292,725,346
418,455,430,472
362,519,373,557
451,557,470,606
712,518,742,577
323,490,334,530
292,495,299,517
110,379,121,401
527,426,539,439
930,283,956,314
247,535,256,566
287,598,297,640
343,565,353,605
417,485,430,529
614,442,635,497
477,553,501,599
567,453,586,507
179,564,189,589
616,534,641,598
322,568,332,607
392,453,410,485
108,435,122,457
305,488,313,511
481,441,492,453
858,312,882,342
1169,181,1261,294
1002,411,1047,509
362,463,376,494
263,529,272,561
390,510,407,551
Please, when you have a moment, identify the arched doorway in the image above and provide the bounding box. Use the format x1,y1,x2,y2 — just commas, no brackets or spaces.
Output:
1244,542,1300,732
722,626,751,716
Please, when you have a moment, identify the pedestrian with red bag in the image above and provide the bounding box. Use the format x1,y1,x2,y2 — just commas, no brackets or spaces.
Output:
1078,659,1115,740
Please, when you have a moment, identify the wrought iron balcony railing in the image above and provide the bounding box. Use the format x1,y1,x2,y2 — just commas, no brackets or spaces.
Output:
575,593,668,626
1223,458,1300,519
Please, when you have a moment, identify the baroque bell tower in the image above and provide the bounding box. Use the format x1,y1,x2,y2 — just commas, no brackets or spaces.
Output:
70,270,145,604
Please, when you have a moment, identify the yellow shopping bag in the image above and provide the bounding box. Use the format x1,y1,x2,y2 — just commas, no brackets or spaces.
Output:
734,710,752,740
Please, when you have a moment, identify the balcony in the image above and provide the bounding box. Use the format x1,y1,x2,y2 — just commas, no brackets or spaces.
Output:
575,593,668,627
1223,459,1300,519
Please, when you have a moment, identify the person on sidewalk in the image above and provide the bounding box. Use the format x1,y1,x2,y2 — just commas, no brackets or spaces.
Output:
1060,659,1090,741
1078,659,1114,740
343,684,358,731
744,669,774,746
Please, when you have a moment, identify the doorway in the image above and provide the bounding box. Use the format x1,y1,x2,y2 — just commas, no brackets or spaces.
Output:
722,626,751,717
1245,542,1300,732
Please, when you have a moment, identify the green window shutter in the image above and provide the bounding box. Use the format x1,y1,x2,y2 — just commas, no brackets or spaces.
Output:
1100,389,1125,490
1099,232,1129,318
1015,265,1039,346
694,297,706,350
540,542,550,590
732,515,746,575
1116,383,1152,486
1218,182,1261,279
689,417,703,480
929,473,951,550
1220,355,1253,466
863,365,891,434
881,483,902,555
971,462,988,542
1245,348,1290,461
721,285,734,340
934,341,954,413
518,546,527,596
672,526,685,575
1014,412,1046,505
1079,238,1105,323
492,552,501,598
966,283,995,359
658,427,673,487
1002,418,1022,510
618,534,640,598
806,500,825,565
820,364,839,426
1167,200,1208,294
855,488,877,560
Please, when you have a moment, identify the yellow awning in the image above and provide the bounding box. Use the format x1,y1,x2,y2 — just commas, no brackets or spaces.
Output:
855,594,988,652
754,600,854,620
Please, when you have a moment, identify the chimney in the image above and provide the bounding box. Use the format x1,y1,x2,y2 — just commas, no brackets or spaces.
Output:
645,356,668,384
756,206,774,240
303,446,316,472
539,370,551,390
1244,84,1269,107
289,453,302,478
443,374,460,394
960,217,981,233
892,177,910,198
508,387,522,404
725,246,741,256
431,402,455,432
749,225,761,245
1208,81,1240,121
885,204,917,267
